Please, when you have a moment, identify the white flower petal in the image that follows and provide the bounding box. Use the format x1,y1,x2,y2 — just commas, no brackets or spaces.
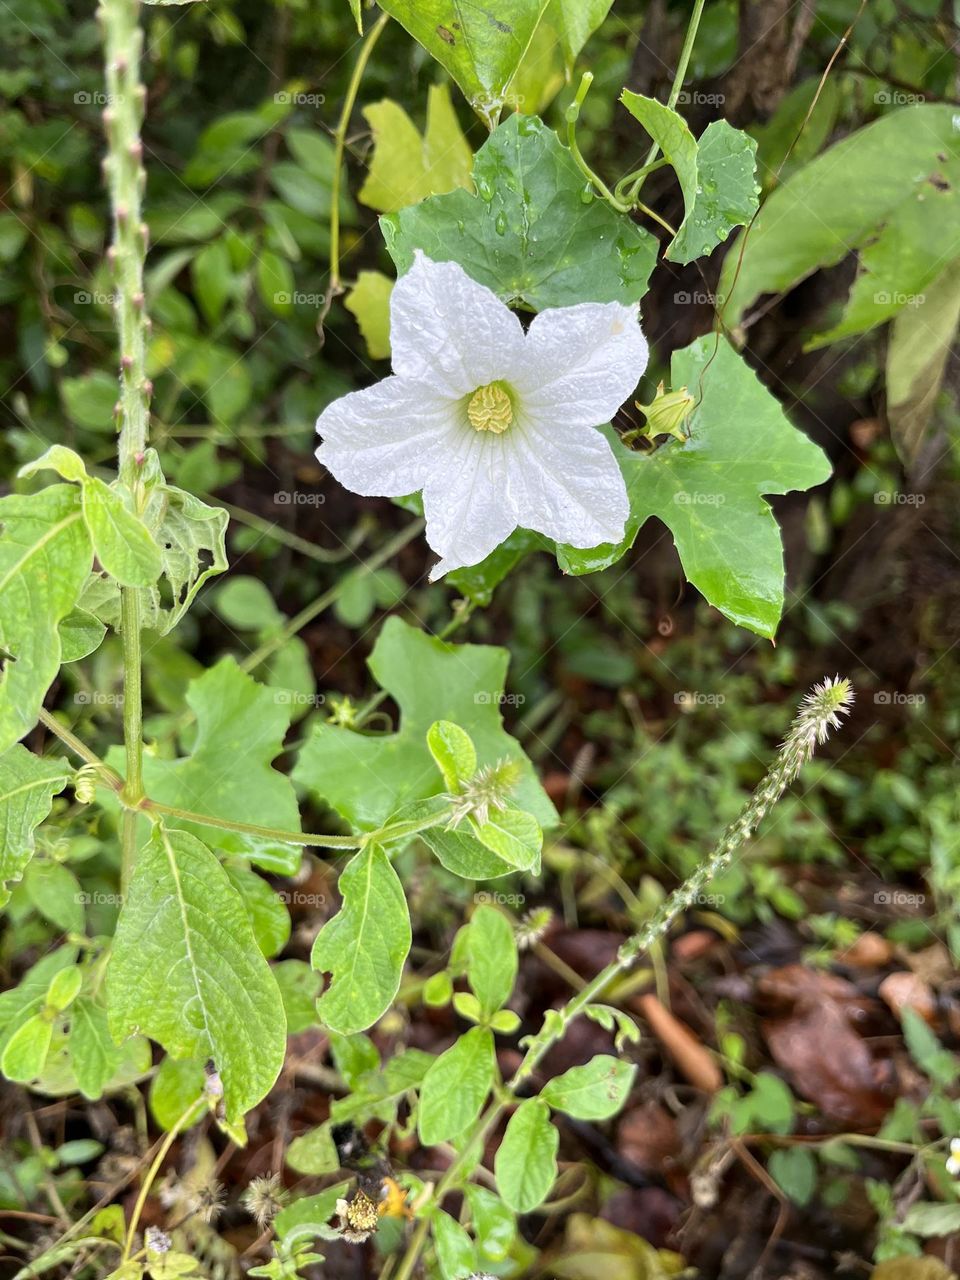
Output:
316,376,458,497
506,415,629,549
390,252,526,397
517,301,649,426
422,430,519,579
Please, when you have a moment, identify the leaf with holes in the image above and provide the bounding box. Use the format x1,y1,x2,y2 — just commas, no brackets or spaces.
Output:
106,826,286,1122
377,0,550,129
0,486,92,752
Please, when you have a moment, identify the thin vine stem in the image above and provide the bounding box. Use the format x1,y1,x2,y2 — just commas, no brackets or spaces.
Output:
630,0,707,200
326,10,390,308
100,0,151,894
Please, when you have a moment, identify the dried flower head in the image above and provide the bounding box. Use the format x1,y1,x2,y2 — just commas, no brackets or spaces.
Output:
335,1188,380,1244
242,1173,287,1230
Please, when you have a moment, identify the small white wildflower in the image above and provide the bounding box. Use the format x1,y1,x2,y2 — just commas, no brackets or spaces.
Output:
316,253,648,579
947,1137,960,1176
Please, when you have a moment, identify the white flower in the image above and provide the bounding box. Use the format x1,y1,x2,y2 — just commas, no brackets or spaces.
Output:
947,1137,960,1176
316,253,648,579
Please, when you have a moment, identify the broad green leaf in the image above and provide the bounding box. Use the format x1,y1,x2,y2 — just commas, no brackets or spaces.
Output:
329,1031,380,1087
887,256,960,467
427,720,477,790
24,859,84,933
419,1025,495,1145
620,92,759,265
541,1054,636,1119
116,658,302,872
474,807,541,870
359,84,473,212
294,616,556,830
0,485,91,752
377,0,550,129
751,76,841,191
70,997,121,1100
719,104,960,327
1,1013,53,1082
558,336,831,637
150,1057,206,1131
224,864,290,958
433,1210,478,1279
495,1097,557,1212
467,905,517,1017
61,371,117,431
465,1185,516,1261
344,271,393,361
0,746,70,905
107,826,286,1121
382,115,657,310
312,844,411,1034
58,608,106,663
82,478,162,588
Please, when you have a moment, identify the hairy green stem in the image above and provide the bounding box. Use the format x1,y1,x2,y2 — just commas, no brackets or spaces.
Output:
100,0,151,894
394,680,853,1278
136,798,453,852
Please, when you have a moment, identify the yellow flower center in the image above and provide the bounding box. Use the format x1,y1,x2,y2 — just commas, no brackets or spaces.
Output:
467,381,513,434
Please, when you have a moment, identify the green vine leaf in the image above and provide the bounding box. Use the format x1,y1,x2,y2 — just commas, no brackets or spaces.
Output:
107,825,286,1122
418,1024,495,1145
294,616,556,831
82,477,163,588
466,904,517,1018
382,114,657,310
541,1054,636,1119
111,657,302,873
558,336,831,637
495,1097,558,1212
0,485,92,752
433,1209,479,1279
311,843,411,1035
0,746,71,906
358,83,473,213
142,479,229,634
719,104,960,330
620,92,759,265
376,0,550,130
